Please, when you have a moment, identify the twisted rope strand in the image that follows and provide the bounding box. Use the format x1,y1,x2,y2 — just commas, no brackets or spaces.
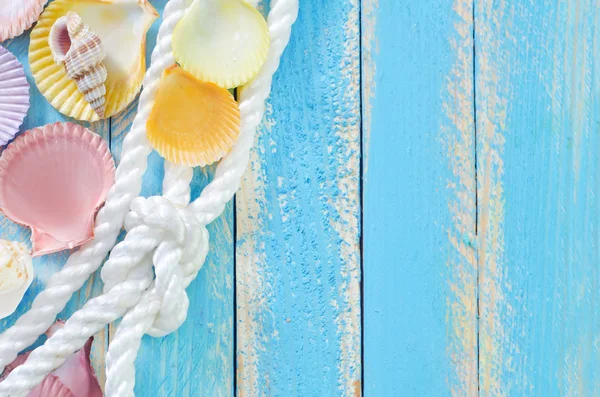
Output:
104,162,197,397
189,0,299,224
0,198,194,396
102,2,299,395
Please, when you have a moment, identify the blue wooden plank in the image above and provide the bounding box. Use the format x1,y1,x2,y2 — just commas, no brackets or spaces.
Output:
109,1,234,395
0,31,110,382
235,0,361,395
476,0,600,395
362,0,477,395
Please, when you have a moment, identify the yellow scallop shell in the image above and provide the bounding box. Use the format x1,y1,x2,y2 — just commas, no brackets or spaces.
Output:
29,0,158,121
147,65,241,167
173,0,270,89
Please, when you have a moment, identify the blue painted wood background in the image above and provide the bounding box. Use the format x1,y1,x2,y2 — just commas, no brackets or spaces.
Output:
2,0,600,395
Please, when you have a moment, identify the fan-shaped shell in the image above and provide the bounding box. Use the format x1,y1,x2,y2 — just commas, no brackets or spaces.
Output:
32,376,75,397
29,0,158,121
0,0,47,41
0,46,30,146
1,321,103,397
147,65,241,166
173,0,270,89
0,122,116,256
0,240,33,320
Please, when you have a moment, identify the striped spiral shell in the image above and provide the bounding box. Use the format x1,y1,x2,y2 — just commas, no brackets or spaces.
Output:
49,12,107,118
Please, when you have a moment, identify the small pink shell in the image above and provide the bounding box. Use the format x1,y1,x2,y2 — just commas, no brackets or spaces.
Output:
0,0,48,41
0,46,30,146
0,122,115,256
1,321,102,397
30,375,75,397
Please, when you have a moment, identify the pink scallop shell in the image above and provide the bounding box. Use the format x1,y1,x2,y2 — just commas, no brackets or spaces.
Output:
30,375,76,397
0,45,30,146
1,321,102,397
0,0,48,41
0,122,115,256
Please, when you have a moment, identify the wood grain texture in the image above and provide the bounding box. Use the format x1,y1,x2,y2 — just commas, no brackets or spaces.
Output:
362,0,477,395
476,0,600,395
109,1,234,395
235,0,362,395
0,32,110,383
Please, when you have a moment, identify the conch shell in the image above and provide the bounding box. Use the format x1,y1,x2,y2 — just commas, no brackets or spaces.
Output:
29,0,158,121
49,12,107,119
0,240,33,320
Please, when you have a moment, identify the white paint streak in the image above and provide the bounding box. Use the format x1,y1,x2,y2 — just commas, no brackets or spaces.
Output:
443,1,477,396
236,102,276,397
331,0,361,394
361,0,378,180
477,1,512,395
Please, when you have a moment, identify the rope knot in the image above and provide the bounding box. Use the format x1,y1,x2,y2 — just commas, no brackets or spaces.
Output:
103,195,210,337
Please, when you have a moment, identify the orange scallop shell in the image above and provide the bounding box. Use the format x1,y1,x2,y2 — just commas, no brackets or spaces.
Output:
147,65,241,167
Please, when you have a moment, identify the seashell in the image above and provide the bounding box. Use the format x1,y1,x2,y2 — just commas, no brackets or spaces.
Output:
0,122,116,256
173,0,270,89
0,240,33,320
147,65,241,166
49,12,107,119
0,0,47,41
0,46,30,146
29,0,158,122
1,321,103,397
30,376,76,397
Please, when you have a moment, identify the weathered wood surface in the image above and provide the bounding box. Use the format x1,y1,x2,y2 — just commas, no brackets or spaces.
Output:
4,0,600,396
477,0,600,395
362,0,477,395
235,0,361,395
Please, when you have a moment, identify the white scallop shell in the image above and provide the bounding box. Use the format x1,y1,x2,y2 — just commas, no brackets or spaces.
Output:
0,46,30,146
0,240,33,320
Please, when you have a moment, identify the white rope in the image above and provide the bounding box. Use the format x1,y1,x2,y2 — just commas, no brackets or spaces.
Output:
0,0,174,376
0,0,298,395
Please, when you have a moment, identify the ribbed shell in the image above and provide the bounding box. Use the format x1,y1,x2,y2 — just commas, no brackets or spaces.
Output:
49,12,107,118
0,46,30,146
0,122,116,256
0,0,47,41
30,0,159,122
147,65,241,166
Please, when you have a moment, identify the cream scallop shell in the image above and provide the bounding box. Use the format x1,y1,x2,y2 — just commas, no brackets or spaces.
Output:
0,240,33,320
29,0,158,121
173,0,270,89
